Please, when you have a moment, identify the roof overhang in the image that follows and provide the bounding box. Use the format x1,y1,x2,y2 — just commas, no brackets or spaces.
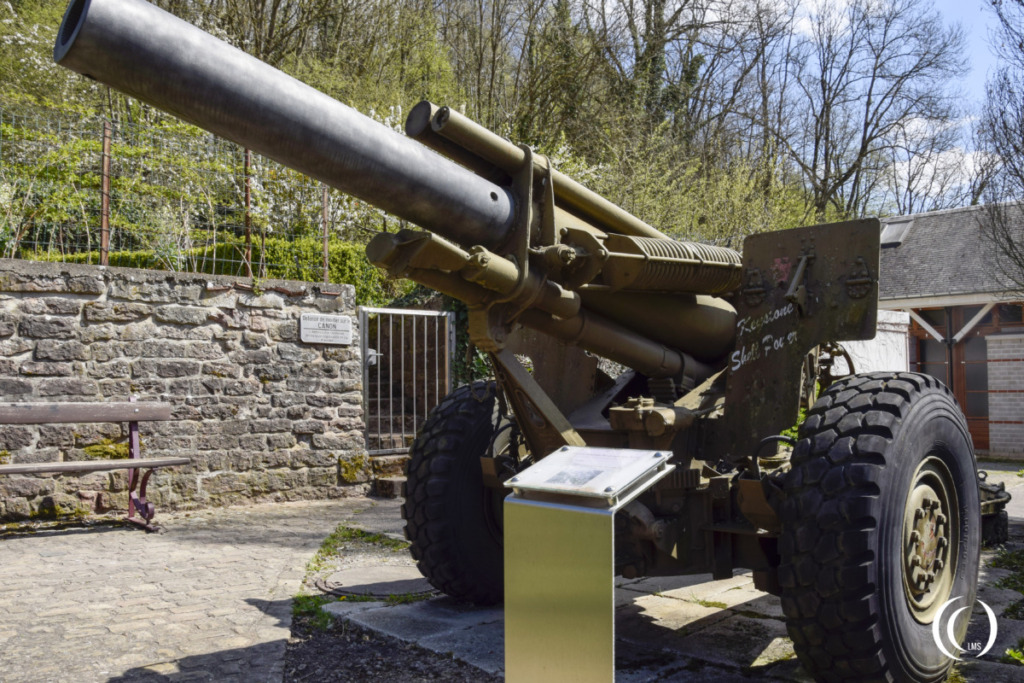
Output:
880,292,1021,309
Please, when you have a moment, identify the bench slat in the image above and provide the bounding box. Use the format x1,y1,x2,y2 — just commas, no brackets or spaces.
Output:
0,458,190,475
0,402,173,424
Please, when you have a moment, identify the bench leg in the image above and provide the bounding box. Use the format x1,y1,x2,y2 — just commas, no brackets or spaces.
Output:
127,468,158,532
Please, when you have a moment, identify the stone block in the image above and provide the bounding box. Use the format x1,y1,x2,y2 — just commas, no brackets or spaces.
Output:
266,468,308,491
230,349,274,365
251,365,290,382
46,299,83,315
297,363,339,379
199,404,239,420
242,331,268,349
200,471,246,494
83,302,152,323
80,324,117,343
0,378,33,395
270,393,305,408
183,342,224,361
270,321,298,342
286,406,310,420
267,433,297,450
0,476,55,498
223,380,260,396
277,343,317,363
36,378,99,397
19,316,76,339
20,362,72,376
155,361,202,378
312,433,360,450
120,321,160,341
0,425,34,449
0,339,32,357
35,340,90,361
88,360,132,379
97,379,132,397
0,318,15,338
285,378,321,393
197,434,239,451
66,275,105,294
250,418,292,434
239,293,284,310
202,361,241,379
323,347,359,363
154,305,213,326
0,273,67,293
292,419,323,436
239,435,268,451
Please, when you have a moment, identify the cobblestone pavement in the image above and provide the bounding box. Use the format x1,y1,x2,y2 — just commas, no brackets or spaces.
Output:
0,498,401,683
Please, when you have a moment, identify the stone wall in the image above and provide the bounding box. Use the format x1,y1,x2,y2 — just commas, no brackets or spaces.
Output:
0,259,367,520
988,333,1024,458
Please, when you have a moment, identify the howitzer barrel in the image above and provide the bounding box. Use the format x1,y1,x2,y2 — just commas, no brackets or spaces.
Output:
54,0,515,250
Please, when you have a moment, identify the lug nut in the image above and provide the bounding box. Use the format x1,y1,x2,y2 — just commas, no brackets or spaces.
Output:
911,555,922,567
935,559,945,570
915,508,925,520
936,514,947,525
937,538,948,549
910,531,921,543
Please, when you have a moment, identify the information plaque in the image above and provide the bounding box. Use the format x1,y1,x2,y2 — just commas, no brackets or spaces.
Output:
299,314,352,345
506,445,673,507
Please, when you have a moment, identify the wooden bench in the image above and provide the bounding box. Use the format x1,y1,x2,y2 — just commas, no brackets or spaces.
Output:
0,399,189,530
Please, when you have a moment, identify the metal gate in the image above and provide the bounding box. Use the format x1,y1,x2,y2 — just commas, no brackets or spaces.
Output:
359,307,454,455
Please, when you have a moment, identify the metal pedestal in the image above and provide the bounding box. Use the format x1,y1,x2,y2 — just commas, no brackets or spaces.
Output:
503,446,674,682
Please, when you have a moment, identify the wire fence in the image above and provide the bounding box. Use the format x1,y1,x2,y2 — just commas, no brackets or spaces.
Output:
0,101,397,283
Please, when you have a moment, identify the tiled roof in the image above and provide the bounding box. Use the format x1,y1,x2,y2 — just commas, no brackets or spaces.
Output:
878,204,1022,301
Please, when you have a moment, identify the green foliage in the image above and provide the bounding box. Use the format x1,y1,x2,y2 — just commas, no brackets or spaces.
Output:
306,524,409,574
991,548,1024,620
291,594,335,630
1003,639,1024,665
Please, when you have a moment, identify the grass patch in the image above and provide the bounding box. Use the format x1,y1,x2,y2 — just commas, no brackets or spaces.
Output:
990,548,1024,620
695,599,728,610
306,525,409,574
292,594,337,631
1001,637,1024,666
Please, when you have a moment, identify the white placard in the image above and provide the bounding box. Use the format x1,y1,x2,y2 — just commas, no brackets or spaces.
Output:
300,314,353,345
507,446,669,500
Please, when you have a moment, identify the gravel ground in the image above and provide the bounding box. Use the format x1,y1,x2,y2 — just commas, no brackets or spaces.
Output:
284,618,502,682
282,523,503,682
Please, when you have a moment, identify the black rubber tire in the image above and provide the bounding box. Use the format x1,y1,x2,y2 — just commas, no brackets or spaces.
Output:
402,380,506,605
778,372,981,683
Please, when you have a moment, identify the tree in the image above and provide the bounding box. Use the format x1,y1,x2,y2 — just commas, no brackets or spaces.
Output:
976,0,1024,290
768,0,967,220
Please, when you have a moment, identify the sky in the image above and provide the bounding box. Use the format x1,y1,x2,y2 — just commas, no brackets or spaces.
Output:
934,0,999,108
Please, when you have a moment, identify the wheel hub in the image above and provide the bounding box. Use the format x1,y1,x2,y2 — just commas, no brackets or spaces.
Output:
902,459,957,621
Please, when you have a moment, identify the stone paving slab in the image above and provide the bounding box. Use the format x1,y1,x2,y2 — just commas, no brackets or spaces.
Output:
0,498,401,682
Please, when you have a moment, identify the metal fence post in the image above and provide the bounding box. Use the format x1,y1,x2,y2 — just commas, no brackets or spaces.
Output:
322,185,330,283
243,148,253,278
100,120,111,266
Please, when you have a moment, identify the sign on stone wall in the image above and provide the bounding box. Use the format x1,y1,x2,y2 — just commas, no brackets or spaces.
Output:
300,313,353,345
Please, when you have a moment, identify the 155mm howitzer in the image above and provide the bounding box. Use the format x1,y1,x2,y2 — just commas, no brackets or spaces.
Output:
54,1,1004,680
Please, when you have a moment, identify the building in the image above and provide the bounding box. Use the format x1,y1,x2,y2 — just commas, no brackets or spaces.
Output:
878,204,1024,456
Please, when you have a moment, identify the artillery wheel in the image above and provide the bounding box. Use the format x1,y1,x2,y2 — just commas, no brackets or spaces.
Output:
778,372,981,682
402,380,510,605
